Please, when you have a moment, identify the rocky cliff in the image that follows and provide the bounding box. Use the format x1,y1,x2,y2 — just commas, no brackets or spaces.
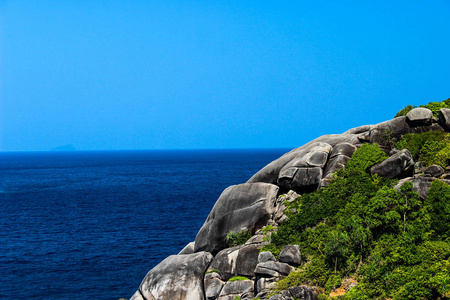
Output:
129,107,450,300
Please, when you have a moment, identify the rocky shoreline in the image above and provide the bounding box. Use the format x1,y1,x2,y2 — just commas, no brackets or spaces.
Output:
129,107,450,300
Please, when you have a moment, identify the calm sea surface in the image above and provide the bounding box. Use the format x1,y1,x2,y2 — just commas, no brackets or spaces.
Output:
0,149,288,299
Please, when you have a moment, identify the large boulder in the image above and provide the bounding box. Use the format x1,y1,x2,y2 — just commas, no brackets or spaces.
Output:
135,251,213,300
195,183,279,255
254,261,295,277
258,251,277,263
370,117,411,151
439,108,450,130
370,149,414,179
208,244,261,280
424,165,445,177
279,245,302,267
247,134,362,185
204,272,225,300
406,107,433,125
395,176,450,199
278,166,323,191
218,280,254,300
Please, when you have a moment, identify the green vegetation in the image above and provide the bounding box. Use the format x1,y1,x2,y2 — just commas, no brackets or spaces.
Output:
205,269,219,274
395,98,450,118
226,230,252,247
395,104,417,118
261,224,275,234
262,143,450,299
396,131,450,168
228,276,250,281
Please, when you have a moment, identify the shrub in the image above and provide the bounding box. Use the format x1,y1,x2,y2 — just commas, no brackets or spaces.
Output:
395,104,416,118
394,98,450,118
425,180,450,238
345,143,389,173
229,276,249,281
395,130,447,160
421,100,450,117
226,230,252,247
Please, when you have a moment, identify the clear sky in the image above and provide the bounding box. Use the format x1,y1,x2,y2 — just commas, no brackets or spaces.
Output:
1,1,450,151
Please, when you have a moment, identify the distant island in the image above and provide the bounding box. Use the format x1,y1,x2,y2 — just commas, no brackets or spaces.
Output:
51,144,76,151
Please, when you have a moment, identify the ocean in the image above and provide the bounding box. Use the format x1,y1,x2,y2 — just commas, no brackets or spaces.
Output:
0,149,288,299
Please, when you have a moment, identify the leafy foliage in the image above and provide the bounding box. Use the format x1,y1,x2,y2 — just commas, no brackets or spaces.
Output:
394,98,450,118
395,104,416,118
395,130,450,167
421,99,450,117
228,276,250,281
263,142,450,299
226,230,252,247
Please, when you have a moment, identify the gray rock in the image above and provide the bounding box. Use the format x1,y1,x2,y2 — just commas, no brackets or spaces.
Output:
218,280,254,300
323,155,351,179
370,149,414,179
394,176,450,199
195,183,279,255
256,276,279,295
258,251,277,263
278,167,323,191
288,286,319,300
319,178,332,188
254,261,295,277
137,251,213,300
370,117,411,151
205,272,225,300
129,290,145,300
247,135,360,185
424,165,445,177
330,143,357,158
279,245,301,266
209,244,261,280
264,286,318,300
245,233,267,245
269,290,292,300
343,125,374,135
439,108,450,130
406,107,433,125
178,241,195,255
409,123,445,134
280,142,332,169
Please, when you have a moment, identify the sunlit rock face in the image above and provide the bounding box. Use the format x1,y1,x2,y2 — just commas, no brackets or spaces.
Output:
194,182,279,255
132,251,213,300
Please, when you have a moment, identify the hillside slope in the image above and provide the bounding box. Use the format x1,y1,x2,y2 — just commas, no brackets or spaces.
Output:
130,99,450,300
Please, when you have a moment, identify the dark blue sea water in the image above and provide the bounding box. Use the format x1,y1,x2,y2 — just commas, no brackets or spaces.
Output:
0,149,288,299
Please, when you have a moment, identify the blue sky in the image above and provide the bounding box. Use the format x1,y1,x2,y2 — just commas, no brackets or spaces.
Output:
1,1,450,151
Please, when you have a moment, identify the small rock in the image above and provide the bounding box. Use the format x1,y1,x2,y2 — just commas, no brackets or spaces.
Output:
288,286,319,300
209,244,261,281
279,245,301,267
178,241,195,254
218,280,254,300
254,261,295,277
424,165,445,178
205,272,225,300
258,251,276,263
